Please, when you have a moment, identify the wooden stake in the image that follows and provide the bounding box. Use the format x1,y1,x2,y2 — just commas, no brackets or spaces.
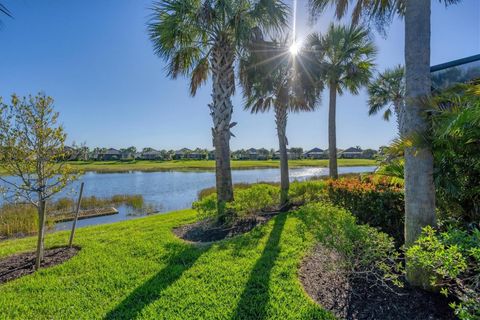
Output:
68,182,84,248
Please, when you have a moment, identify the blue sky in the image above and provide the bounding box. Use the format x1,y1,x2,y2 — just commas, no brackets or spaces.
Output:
0,0,478,151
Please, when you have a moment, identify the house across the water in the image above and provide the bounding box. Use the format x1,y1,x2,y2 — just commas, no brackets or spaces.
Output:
339,147,363,159
141,149,163,160
96,148,122,161
174,148,207,160
304,148,327,159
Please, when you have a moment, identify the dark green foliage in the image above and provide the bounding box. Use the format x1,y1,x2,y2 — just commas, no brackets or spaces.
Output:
406,226,480,319
427,85,480,226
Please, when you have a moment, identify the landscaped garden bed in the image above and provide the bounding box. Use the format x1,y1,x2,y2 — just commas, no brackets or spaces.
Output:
0,246,80,284
300,244,455,320
173,212,278,243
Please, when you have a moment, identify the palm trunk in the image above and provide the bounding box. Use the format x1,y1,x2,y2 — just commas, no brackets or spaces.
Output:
210,38,235,215
393,100,404,135
404,0,436,288
35,198,47,270
328,82,338,179
275,104,289,207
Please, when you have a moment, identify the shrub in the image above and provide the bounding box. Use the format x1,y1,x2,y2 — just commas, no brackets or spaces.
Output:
192,184,279,223
406,226,480,319
297,203,402,288
429,85,480,226
192,193,218,220
289,180,327,204
229,184,279,216
326,176,404,244
197,182,278,200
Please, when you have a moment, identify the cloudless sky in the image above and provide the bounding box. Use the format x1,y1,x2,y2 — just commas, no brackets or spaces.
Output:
0,0,478,151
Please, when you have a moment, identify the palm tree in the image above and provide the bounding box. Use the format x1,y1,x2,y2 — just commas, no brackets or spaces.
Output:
240,37,322,207
305,24,376,179
308,0,462,288
148,1,288,215
0,3,11,24
367,65,405,133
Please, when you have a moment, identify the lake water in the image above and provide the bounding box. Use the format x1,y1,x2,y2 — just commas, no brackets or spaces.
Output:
2,166,376,230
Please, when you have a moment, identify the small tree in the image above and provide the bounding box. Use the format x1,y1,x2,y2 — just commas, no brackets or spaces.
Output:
0,93,79,270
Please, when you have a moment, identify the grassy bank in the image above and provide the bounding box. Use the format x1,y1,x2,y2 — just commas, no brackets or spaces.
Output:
13,158,376,174
0,208,335,319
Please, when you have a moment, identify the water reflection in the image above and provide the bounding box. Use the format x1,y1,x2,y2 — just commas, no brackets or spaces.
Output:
25,166,374,230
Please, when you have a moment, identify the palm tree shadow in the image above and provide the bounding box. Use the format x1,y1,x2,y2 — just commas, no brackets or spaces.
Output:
104,242,208,320
231,213,287,320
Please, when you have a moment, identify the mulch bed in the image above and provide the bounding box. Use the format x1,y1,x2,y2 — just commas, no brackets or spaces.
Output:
300,245,456,320
0,246,80,284
173,212,279,243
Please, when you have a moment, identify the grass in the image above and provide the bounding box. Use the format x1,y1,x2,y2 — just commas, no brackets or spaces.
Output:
0,159,377,175
0,195,147,238
0,204,54,239
0,208,336,319
50,194,145,212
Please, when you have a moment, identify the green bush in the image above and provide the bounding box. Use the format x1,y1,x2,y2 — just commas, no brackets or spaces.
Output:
406,226,480,319
289,180,327,204
197,182,278,200
428,85,480,226
326,177,405,244
229,184,279,215
297,203,402,287
192,193,218,220
192,184,279,222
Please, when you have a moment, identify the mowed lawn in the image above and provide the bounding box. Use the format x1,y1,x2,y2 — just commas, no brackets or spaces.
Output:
68,159,376,173
0,158,377,175
0,209,334,319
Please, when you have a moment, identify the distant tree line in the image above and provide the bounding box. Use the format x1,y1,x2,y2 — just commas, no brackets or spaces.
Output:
63,146,379,161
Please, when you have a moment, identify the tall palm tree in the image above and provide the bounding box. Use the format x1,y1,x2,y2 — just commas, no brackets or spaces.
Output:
148,0,288,215
305,24,376,179
367,65,405,132
308,0,462,288
240,37,322,207
0,3,11,24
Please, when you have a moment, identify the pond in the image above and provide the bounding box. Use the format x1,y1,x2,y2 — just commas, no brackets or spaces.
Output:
4,166,376,230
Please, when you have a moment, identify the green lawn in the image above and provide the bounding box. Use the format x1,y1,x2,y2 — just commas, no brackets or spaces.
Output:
41,158,375,174
0,208,335,319
0,159,377,175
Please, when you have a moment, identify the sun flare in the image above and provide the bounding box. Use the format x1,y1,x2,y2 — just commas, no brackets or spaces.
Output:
289,42,300,56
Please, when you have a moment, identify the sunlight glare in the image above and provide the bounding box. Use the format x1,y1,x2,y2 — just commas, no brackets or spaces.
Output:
290,42,300,56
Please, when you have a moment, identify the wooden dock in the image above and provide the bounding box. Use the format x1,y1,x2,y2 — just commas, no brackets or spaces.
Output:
53,207,119,223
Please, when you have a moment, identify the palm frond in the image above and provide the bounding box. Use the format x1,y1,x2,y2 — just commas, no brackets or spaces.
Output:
383,108,392,121
149,0,290,97
240,36,323,114
367,65,404,120
0,3,11,17
305,23,376,97
190,57,210,96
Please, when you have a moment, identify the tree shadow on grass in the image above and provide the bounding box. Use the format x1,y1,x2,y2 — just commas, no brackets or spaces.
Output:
231,213,287,320
104,242,208,320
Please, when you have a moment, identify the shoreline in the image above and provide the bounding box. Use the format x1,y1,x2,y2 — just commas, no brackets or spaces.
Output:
0,159,377,175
